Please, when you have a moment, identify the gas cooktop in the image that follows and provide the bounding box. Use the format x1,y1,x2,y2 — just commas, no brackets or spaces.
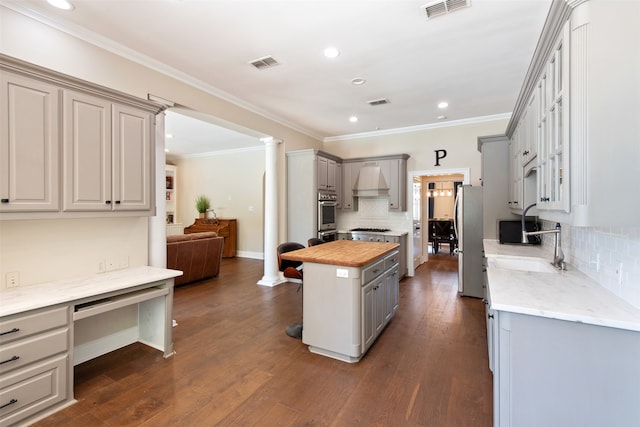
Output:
350,228,391,232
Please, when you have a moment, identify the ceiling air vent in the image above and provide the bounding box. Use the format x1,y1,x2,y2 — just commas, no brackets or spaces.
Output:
422,0,470,19
249,56,280,70
368,98,390,106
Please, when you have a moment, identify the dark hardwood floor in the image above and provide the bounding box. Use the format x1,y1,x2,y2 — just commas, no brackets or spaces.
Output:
36,252,492,426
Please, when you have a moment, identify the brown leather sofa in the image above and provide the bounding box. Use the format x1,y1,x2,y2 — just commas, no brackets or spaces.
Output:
167,232,224,286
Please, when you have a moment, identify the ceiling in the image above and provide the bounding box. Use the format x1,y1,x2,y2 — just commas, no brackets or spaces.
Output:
3,0,552,157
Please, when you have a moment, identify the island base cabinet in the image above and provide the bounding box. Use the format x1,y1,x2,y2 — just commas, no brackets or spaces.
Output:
301,249,399,363
494,311,640,427
302,263,362,363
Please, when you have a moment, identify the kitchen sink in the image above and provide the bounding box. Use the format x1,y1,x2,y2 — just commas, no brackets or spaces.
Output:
486,256,559,273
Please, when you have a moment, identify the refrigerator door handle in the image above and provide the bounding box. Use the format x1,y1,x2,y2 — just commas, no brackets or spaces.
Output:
453,192,460,239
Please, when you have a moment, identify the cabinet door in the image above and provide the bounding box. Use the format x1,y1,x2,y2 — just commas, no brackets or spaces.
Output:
335,163,342,208
0,73,60,212
341,162,361,210
112,104,153,211
508,137,523,211
362,281,375,351
317,156,328,191
63,90,112,211
326,158,336,191
385,265,399,322
374,276,385,336
537,35,569,213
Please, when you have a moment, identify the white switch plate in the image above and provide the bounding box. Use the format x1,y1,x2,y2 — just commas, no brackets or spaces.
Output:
336,268,349,278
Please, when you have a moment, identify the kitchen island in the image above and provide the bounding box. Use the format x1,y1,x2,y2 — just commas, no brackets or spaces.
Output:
281,240,400,362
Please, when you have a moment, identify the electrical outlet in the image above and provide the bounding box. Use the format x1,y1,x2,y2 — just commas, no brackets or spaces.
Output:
336,268,349,278
97,259,106,273
106,258,116,271
6,271,20,288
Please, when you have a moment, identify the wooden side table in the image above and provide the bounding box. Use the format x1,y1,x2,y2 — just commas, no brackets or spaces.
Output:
184,218,237,257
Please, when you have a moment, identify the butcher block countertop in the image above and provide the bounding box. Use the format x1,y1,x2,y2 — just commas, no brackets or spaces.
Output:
280,240,399,268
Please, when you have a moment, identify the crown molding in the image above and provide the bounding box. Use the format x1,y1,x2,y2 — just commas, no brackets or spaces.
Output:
0,0,323,141
324,113,512,142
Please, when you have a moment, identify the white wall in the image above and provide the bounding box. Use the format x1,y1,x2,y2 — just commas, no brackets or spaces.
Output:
174,148,266,258
0,217,148,289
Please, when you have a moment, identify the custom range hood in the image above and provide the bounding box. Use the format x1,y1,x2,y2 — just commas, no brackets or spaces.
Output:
353,165,389,198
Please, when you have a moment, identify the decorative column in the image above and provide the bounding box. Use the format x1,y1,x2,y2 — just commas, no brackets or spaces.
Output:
258,137,287,286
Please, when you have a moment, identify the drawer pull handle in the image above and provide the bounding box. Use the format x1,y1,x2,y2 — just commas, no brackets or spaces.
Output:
0,399,18,410
0,355,19,365
0,327,20,336
0,198,8,203
373,269,380,274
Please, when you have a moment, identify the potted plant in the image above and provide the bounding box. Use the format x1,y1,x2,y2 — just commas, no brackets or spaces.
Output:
195,195,210,218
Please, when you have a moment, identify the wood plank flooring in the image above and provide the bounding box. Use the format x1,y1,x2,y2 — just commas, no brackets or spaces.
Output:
35,253,492,426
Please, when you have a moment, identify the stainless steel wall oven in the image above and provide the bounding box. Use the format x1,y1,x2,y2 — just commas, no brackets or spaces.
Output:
317,192,337,232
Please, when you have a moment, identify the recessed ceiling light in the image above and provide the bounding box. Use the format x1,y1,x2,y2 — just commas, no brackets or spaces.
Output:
165,148,170,153
437,115,447,120
438,101,449,109
351,77,366,85
349,116,358,123
324,47,340,59
165,133,173,139
47,0,75,10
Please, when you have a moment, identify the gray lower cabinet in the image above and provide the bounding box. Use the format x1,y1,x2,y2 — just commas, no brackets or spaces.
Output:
492,310,640,427
362,252,399,354
0,306,70,426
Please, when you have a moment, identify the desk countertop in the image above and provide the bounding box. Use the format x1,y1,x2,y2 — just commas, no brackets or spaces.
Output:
0,266,182,318
281,240,399,268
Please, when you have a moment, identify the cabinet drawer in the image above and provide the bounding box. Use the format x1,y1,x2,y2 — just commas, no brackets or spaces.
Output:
0,329,68,374
384,251,399,270
362,259,385,285
0,306,68,345
0,354,68,425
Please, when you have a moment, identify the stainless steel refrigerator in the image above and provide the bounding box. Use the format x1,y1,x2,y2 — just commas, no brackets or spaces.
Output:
453,185,483,298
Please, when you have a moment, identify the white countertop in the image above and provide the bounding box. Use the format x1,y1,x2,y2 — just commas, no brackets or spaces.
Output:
484,239,640,332
0,266,182,318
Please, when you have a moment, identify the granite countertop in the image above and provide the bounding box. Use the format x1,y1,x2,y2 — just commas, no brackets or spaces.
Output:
0,266,182,318
483,239,640,332
281,240,399,268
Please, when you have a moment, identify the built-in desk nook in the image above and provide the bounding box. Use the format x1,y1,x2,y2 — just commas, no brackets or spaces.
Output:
0,266,181,426
281,240,400,363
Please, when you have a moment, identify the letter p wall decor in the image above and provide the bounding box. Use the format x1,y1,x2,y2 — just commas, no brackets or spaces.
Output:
434,149,447,166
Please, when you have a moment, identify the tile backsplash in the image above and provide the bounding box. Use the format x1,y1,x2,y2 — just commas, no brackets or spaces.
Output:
540,221,640,309
337,198,411,233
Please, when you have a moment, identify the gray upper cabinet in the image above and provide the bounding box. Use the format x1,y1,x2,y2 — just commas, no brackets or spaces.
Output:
506,0,639,226
0,55,161,219
64,93,153,212
343,154,409,211
0,72,60,212
317,155,337,192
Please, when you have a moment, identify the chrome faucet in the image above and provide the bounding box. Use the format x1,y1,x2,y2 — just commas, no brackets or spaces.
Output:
521,203,566,270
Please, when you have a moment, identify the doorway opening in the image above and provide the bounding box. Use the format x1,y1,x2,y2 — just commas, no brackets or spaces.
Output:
410,168,468,273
